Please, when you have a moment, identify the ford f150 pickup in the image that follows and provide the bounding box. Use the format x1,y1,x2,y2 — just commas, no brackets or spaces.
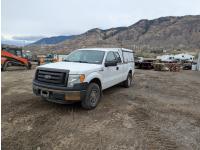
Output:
33,48,135,109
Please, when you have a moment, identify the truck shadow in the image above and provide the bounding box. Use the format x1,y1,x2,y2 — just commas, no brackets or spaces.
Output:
102,84,124,95
2,65,37,72
35,84,125,112
2,67,29,72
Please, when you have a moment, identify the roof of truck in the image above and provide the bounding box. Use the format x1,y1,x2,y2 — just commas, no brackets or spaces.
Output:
77,48,134,52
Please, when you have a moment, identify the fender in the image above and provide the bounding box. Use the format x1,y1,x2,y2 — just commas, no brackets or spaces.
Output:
84,71,102,84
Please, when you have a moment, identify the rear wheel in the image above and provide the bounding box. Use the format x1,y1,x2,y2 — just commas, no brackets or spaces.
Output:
26,62,32,70
81,83,101,110
123,73,132,88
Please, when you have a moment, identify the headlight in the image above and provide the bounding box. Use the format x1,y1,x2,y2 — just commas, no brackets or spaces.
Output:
67,74,85,87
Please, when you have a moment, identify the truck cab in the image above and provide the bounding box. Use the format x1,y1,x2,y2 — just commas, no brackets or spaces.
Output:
33,48,134,109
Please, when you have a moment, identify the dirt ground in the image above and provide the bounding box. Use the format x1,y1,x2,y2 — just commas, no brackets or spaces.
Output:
1,68,200,150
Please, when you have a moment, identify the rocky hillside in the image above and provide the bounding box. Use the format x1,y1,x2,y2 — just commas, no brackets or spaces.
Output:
26,15,200,54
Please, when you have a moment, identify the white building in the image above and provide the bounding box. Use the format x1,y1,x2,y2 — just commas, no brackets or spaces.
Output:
174,53,194,62
157,53,195,62
156,55,175,62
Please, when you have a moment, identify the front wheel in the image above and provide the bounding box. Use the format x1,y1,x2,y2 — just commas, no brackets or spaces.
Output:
123,73,132,88
81,83,101,110
1,61,10,71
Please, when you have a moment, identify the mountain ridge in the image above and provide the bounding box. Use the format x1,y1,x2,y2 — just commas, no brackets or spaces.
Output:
26,15,200,54
29,35,75,45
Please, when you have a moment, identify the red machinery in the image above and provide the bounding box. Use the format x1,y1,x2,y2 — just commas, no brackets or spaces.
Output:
1,47,31,71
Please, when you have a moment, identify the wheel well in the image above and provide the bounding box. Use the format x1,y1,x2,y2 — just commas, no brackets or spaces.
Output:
129,70,132,74
89,78,102,90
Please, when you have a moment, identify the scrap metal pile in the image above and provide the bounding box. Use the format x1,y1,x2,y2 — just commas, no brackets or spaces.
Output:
135,53,197,72
153,63,181,72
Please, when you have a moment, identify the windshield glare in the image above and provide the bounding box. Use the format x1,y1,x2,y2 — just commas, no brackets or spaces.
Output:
66,50,105,64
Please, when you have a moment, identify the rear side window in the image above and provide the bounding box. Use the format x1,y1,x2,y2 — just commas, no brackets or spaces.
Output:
114,52,122,63
106,52,116,62
123,51,134,63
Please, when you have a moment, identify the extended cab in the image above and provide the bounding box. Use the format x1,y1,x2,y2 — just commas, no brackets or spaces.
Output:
33,48,135,109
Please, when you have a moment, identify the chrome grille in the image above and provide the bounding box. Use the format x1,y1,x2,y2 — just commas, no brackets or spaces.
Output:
36,68,68,86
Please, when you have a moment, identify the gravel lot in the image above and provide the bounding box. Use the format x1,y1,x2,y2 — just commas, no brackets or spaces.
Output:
1,68,200,150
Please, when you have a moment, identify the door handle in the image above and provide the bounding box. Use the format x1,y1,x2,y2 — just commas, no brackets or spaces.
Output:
116,66,119,70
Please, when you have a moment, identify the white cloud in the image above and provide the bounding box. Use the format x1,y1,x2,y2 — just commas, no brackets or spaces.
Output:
2,0,200,40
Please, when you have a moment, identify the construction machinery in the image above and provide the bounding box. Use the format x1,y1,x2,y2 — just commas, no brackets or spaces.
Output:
37,54,58,65
135,57,156,69
1,46,32,71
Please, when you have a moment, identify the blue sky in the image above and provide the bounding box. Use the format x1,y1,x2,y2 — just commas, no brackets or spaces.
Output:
2,0,200,42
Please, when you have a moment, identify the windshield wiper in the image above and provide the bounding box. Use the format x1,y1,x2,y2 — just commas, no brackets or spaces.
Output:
72,60,89,63
64,60,89,63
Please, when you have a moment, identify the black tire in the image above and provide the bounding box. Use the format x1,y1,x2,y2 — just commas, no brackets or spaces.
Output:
81,83,101,110
1,61,9,71
123,73,132,88
26,62,32,70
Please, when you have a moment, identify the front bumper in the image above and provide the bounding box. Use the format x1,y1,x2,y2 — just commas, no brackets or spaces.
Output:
33,80,88,104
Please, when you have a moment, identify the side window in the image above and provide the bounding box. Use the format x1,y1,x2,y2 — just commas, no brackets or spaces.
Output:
114,52,122,63
106,52,116,62
7,49,16,55
16,50,22,57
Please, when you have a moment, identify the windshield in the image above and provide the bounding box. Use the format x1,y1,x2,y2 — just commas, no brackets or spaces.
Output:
65,50,105,64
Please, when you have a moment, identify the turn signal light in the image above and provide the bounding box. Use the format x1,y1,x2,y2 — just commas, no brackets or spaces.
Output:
80,74,85,83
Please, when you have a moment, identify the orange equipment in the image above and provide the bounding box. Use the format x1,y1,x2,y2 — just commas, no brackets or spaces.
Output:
1,47,31,71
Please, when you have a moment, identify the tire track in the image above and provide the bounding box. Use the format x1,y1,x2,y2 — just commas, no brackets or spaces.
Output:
129,107,178,150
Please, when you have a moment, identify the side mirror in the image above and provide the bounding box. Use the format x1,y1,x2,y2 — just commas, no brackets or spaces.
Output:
105,61,117,67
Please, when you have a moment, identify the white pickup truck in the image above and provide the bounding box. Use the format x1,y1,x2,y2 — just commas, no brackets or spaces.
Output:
33,48,135,109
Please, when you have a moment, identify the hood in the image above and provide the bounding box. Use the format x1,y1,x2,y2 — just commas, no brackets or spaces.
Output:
38,62,102,74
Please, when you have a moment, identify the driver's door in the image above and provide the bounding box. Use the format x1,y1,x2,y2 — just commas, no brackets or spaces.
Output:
102,51,119,89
